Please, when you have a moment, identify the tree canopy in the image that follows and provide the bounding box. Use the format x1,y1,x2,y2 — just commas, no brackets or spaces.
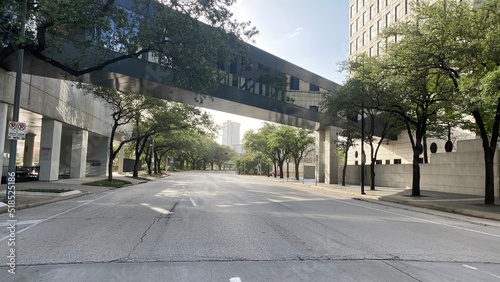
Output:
1,0,258,96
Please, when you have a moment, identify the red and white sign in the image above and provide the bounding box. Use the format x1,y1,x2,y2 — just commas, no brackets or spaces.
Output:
7,121,27,140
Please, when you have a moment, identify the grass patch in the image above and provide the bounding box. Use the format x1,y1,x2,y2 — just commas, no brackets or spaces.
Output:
83,179,131,188
19,188,72,193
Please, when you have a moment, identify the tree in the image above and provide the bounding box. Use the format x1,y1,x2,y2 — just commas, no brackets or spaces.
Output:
133,102,217,176
337,129,359,186
283,127,315,181
322,57,403,190
82,85,153,181
377,5,459,196
386,0,500,203
1,0,257,98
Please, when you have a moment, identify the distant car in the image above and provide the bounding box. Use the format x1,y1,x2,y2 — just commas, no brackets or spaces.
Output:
268,170,281,177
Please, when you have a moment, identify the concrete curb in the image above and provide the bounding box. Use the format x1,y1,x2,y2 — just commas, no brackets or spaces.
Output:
0,191,91,214
16,190,82,197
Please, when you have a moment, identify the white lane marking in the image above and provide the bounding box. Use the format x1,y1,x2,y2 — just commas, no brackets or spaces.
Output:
329,198,500,239
0,219,43,227
488,272,500,279
463,264,500,279
229,277,242,282
189,197,197,207
0,185,133,242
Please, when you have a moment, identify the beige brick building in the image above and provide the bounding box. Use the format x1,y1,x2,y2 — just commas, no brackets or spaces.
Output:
348,0,480,59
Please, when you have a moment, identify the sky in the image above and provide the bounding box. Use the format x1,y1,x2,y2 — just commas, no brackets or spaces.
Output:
205,0,350,142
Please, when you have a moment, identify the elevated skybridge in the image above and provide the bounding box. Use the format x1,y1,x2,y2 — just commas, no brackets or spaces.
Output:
0,43,342,131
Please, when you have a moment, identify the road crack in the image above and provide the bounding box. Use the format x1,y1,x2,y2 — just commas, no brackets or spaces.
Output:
124,200,180,260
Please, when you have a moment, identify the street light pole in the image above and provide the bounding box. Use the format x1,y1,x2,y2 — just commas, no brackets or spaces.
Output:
361,102,366,195
4,0,27,203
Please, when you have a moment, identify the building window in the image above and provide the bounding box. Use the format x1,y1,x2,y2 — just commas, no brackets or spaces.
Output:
377,19,382,35
350,23,353,36
370,5,374,19
309,83,320,91
385,160,390,164
405,0,409,14
362,11,366,26
377,41,381,55
377,0,381,13
369,47,373,57
376,160,382,165
290,76,300,90
355,161,359,165
356,37,359,51
369,25,374,40
394,159,402,164
395,4,400,22
230,60,237,74
350,4,354,18
386,12,391,27
362,32,366,46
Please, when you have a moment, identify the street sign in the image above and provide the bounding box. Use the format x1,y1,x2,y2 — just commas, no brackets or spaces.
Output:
7,121,27,140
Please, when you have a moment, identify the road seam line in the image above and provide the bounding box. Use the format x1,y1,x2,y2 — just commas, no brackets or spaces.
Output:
0,186,133,242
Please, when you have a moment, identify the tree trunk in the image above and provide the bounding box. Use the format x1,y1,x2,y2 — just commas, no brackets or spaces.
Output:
370,162,376,191
472,107,498,205
342,152,348,186
295,161,300,180
484,150,495,205
107,125,118,182
411,149,421,196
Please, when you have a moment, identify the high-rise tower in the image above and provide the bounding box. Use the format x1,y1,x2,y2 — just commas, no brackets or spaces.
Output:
221,120,241,147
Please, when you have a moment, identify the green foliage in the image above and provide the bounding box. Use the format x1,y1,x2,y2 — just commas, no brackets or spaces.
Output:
83,179,131,187
242,123,314,179
0,0,258,97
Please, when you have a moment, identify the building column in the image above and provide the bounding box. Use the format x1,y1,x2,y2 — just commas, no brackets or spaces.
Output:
23,133,36,167
0,103,7,182
315,129,325,183
117,145,124,174
86,134,109,177
325,126,339,184
38,119,62,181
70,130,88,178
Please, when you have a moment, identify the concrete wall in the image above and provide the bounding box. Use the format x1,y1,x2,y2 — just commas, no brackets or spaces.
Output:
344,139,500,198
0,71,112,136
0,71,113,178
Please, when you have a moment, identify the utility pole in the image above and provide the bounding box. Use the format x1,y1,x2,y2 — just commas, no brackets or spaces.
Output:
4,0,28,203
361,102,366,195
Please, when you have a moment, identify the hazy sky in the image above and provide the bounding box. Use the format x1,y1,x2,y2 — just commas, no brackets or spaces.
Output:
206,0,350,141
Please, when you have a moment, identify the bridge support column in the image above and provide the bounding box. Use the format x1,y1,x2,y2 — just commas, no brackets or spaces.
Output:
86,134,108,177
316,126,339,184
0,103,7,182
315,129,325,183
39,119,62,181
325,126,339,184
70,130,88,178
23,133,36,167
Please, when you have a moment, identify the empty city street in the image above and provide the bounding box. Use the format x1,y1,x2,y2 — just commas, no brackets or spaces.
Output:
0,171,499,281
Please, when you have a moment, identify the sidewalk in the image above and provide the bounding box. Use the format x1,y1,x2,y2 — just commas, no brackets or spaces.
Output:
0,173,151,212
268,177,500,222
1,173,499,222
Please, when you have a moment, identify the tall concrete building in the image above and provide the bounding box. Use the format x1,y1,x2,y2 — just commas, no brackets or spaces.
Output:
347,0,478,166
349,0,479,59
221,120,241,147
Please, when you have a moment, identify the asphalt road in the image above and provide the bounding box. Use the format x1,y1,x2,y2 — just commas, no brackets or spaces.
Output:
0,171,499,281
